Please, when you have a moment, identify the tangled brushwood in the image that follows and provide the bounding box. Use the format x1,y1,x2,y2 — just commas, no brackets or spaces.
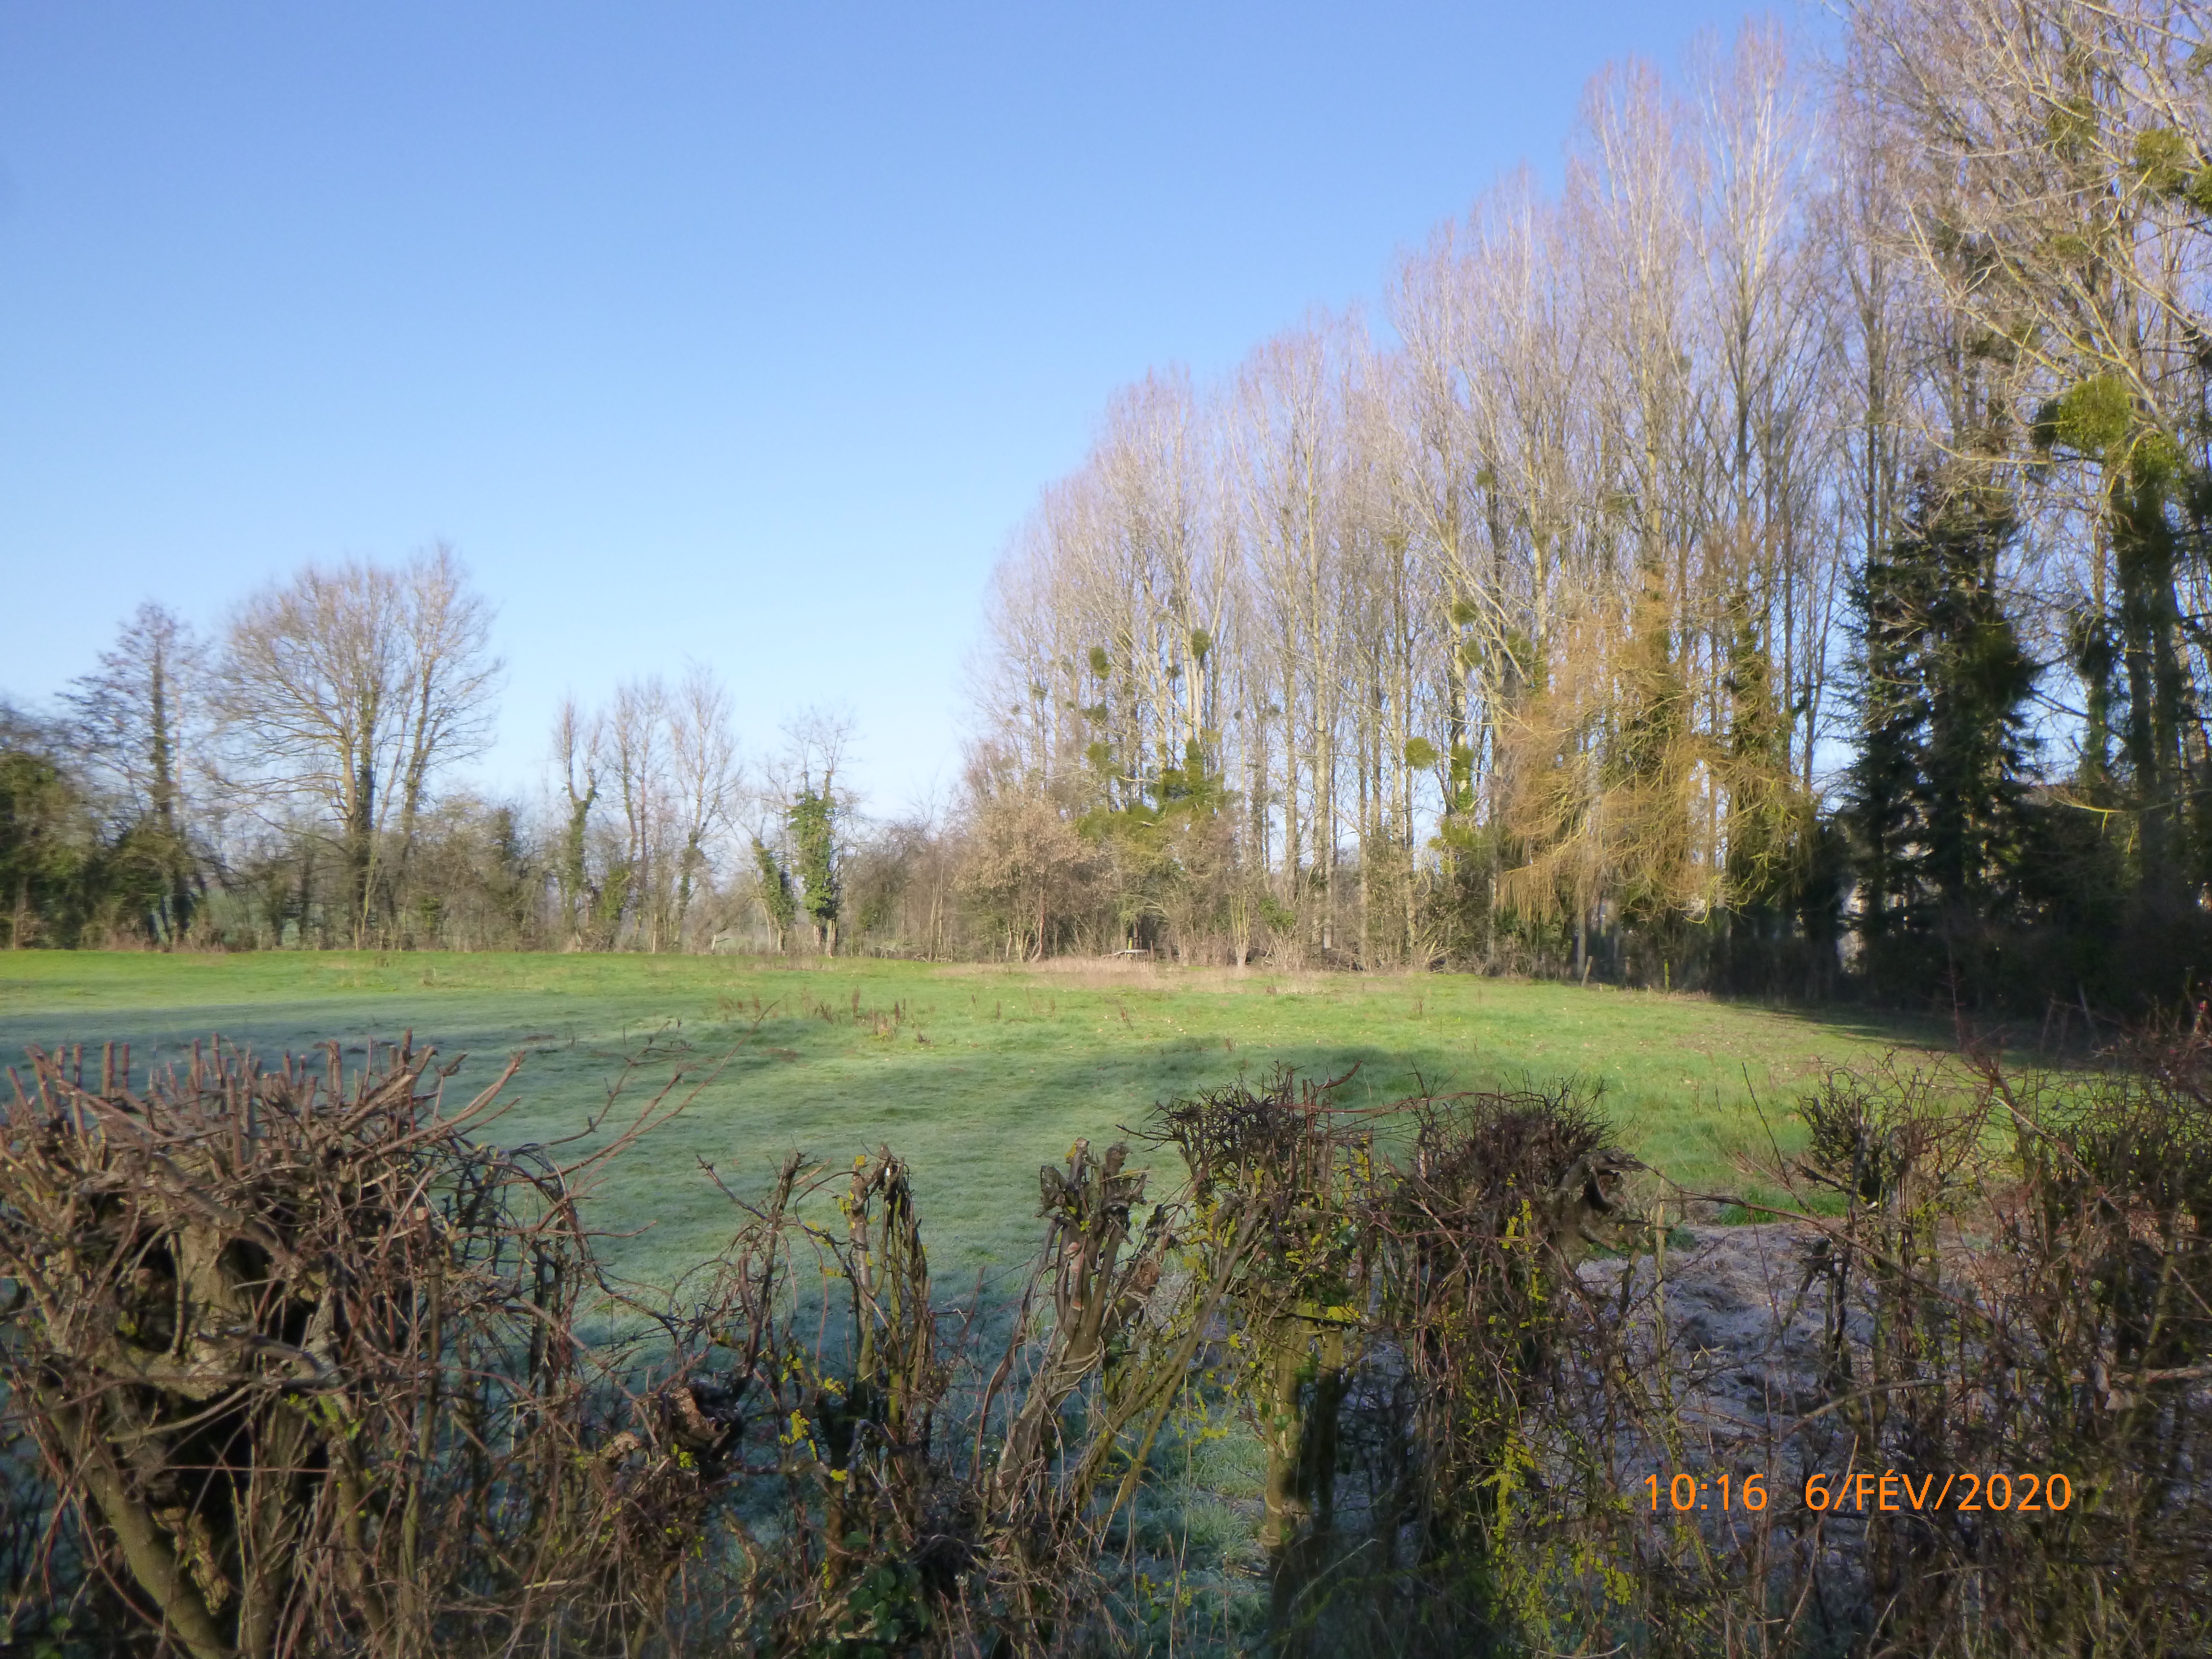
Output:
0,1036,2207,1657
0,1038,730,1658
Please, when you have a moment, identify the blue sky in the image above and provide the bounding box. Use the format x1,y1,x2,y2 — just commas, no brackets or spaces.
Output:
0,1,1812,818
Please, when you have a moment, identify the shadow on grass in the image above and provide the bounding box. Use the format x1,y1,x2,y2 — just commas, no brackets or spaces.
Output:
0,970,1965,1285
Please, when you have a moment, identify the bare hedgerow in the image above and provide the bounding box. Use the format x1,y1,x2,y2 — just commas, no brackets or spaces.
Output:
1774,1037,2212,1656
1132,1069,1658,1659
10,1029,2202,1659
0,1037,730,1659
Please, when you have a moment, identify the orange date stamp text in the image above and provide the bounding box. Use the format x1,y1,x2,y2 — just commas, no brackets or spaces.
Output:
1647,1470,2073,1515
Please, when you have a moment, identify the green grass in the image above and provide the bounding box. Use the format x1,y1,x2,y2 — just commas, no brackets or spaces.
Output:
0,951,1944,1285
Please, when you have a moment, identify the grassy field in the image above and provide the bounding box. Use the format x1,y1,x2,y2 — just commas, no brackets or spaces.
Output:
0,951,1944,1286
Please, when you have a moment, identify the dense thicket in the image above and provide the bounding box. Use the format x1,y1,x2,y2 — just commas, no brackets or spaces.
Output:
16,0,2212,1012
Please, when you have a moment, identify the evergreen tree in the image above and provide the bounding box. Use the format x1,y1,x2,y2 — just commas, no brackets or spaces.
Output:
0,709,96,949
2037,376,2198,909
1844,476,2038,987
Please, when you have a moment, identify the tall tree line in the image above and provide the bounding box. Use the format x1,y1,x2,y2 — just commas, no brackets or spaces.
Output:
968,4,2212,1008
974,25,1852,984
2,552,753,954
0,544,904,957
0,550,525,950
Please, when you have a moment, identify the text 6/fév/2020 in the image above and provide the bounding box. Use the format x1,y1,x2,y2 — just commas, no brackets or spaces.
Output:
1648,1471,2073,1514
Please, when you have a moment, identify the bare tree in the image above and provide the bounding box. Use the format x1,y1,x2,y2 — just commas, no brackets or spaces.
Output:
668,662,741,949
606,676,671,949
63,602,207,942
390,547,504,921
550,696,603,949
1231,318,1361,955
215,548,501,946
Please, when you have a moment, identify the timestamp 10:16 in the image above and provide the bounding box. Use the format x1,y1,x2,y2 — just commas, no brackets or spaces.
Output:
1647,1473,1767,1512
